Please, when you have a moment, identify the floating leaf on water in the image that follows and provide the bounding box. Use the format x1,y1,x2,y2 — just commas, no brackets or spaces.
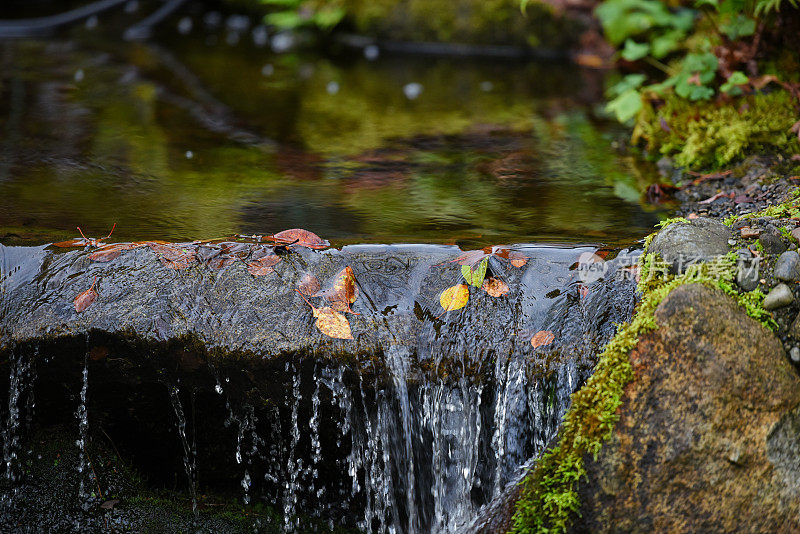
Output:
247,254,280,276
531,330,555,349
439,284,469,312
314,266,359,313
482,277,509,297
74,279,97,313
461,258,488,287
298,272,322,295
270,229,330,250
296,290,353,340
452,245,528,269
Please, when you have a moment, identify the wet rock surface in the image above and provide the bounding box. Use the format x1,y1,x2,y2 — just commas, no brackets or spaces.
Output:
0,242,639,532
648,217,731,269
575,284,800,533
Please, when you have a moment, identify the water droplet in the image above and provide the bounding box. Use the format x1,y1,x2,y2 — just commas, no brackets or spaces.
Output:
185,150,193,159
177,17,193,35
326,81,340,95
364,44,380,61
480,81,494,92
403,83,423,100
85,16,98,30
74,69,84,83
261,64,274,77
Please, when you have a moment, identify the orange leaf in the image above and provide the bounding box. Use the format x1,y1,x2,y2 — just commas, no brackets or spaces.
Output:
314,266,359,314
270,229,330,250
531,330,555,349
74,280,97,313
482,277,509,297
439,284,469,312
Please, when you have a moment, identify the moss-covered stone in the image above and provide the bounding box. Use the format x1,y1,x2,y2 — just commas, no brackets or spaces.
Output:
575,284,800,532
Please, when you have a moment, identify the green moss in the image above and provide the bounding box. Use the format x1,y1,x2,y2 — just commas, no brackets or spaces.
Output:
633,90,800,170
511,246,775,533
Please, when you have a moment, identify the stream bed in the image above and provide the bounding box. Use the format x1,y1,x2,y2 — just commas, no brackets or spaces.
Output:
1,3,662,532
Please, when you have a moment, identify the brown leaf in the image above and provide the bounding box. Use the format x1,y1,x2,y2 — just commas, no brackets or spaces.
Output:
53,238,87,248
452,245,528,268
270,229,330,250
314,266,359,314
296,290,353,340
208,255,236,270
74,280,97,313
247,255,280,276
482,277,509,297
439,284,469,312
531,330,555,349
148,243,196,270
88,243,140,262
298,273,322,296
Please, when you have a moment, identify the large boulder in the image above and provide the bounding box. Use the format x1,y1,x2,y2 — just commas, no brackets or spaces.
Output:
575,284,800,532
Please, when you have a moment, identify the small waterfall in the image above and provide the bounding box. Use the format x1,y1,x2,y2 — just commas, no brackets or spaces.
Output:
75,352,89,500
3,348,24,483
283,360,302,532
168,384,198,520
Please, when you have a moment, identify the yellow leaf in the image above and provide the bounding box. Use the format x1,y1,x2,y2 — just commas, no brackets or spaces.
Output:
312,306,353,340
440,284,469,312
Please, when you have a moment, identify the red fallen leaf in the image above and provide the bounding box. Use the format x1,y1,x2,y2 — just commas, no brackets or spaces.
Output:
74,278,98,313
89,242,144,262
54,223,117,248
531,330,555,349
314,266,359,313
579,285,589,298
269,229,330,250
148,243,196,270
451,245,528,268
296,290,353,340
298,272,322,295
247,254,280,276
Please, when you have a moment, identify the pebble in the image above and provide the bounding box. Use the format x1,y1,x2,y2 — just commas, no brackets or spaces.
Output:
789,312,800,339
791,347,800,363
740,226,760,239
774,251,800,282
792,227,800,243
764,283,794,310
759,231,787,255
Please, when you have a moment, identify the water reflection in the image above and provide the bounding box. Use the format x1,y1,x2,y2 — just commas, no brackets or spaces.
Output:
0,29,666,246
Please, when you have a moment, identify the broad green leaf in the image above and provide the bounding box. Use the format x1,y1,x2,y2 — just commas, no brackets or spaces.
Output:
621,39,651,61
650,29,684,58
606,73,646,98
265,11,304,30
606,89,643,123
461,258,488,287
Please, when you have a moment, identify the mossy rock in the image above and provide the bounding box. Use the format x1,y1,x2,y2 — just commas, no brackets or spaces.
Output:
574,284,800,532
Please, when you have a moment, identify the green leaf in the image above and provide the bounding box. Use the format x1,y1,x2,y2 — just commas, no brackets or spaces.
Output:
606,73,647,98
683,52,718,84
312,7,345,30
720,71,749,94
694,0,719,8
606,88,643,123
265,10,305,29
720,14,756,40
650,29,684,58
461,258,488,287
621,39,650,61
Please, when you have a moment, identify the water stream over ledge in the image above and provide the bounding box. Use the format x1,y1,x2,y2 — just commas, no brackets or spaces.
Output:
0,242,640,532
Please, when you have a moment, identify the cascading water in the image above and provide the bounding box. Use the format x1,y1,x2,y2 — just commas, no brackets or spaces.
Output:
0,243,640,532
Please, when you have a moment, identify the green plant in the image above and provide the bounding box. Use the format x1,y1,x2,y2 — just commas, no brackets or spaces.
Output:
261,0,345,31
